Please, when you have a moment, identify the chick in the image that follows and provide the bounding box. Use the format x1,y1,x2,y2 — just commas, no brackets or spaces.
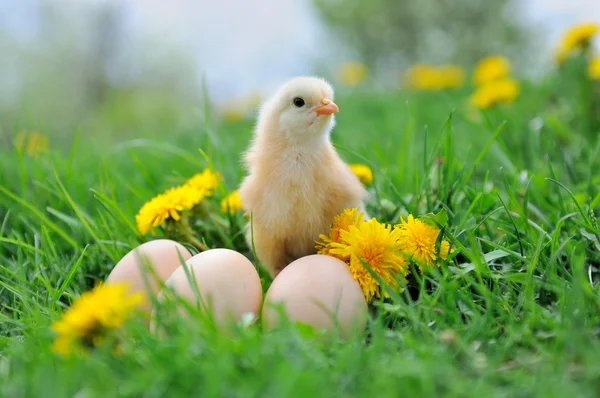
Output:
238,76,367,277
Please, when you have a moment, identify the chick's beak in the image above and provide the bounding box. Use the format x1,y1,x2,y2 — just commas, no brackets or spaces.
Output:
315,98,339,116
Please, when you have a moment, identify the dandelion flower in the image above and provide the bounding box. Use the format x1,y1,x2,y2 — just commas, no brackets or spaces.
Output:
473,56,511,86
14,131,48,157
404,64,442,91
338,62,368,86
397,214,452,272
51,283,143,356
186,168,221,196
555,46,571,64
469,78,520,109
437,64,465,89
316,207,365,257
220,190,242,213
329,219,408,303
136,184,206,235
555,22,599,63
26,132,49,157
404,63,464,91
589,57,600,80
439,240,452,261
349,164,373,185
136,168,221,235
223,110,243,122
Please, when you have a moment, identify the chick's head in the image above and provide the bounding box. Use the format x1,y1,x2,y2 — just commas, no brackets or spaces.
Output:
264,76,339,141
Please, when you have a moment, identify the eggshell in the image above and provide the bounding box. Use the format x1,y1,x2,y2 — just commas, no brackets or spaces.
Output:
262,254,368,339
154,248,262,327
106,239,192,316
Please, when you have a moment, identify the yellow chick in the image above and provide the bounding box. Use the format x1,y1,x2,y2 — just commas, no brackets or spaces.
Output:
238,76,367,277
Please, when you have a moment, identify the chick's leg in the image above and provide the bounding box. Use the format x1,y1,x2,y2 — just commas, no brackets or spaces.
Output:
246,227,287,278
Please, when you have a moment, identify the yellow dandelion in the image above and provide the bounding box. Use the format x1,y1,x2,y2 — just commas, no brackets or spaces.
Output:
469,78,520,109
220,190,242,213
404,63,464,91
316,207,365,257
439,240,452,261
349,164,373,185
136,184,206,235
555,45,571,64
14,131,49,157
338,62,368,86
186,168,221,196
51,283,143,356
397,215,438,268
223,110,243,122
589,57,600,79
27,132,49,157
329,219,408,303
404,63,442,91
397,214,452,272
555,22,599,63
437,64,465,89
472,56,511,86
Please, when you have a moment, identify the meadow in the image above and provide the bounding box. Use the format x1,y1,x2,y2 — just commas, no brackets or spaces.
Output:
1,44,600,396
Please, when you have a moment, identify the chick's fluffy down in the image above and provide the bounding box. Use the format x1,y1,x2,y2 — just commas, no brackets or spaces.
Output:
239,76,367,276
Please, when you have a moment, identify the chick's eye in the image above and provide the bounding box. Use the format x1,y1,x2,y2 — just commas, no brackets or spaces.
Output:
293,97,305,107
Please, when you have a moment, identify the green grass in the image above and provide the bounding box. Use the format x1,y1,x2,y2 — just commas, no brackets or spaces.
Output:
1,66,600,397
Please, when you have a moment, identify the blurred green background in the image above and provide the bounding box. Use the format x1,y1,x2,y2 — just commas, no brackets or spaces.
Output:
0,0,597,144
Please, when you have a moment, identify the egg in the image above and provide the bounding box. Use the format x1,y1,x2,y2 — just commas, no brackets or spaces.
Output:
262,254,368,339
106,239,193,318
152,248,262,328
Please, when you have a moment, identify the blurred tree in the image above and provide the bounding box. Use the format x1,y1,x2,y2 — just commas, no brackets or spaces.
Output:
313,0,536,72
81,2,124,109
0,0,200,140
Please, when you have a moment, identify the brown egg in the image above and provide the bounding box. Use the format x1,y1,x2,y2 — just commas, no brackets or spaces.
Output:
262,254,368,339
152,248,262,328
106,239,192,318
